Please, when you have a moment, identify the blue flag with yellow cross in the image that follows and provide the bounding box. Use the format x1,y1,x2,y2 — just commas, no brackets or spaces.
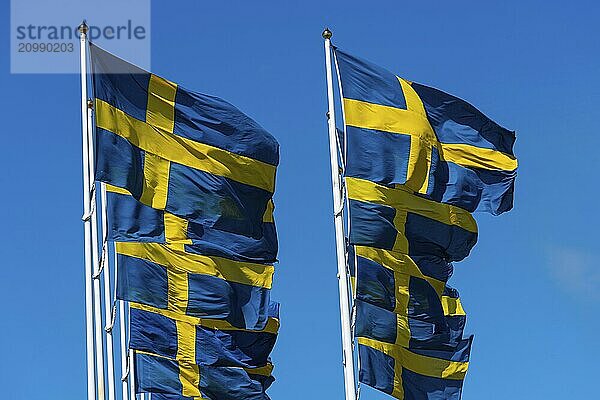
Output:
336,48,517,216
91,44,279,240
334,46,517,399
130,302,279,399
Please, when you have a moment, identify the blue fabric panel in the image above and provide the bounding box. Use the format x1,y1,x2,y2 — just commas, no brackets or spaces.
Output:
90,44,150,122
174,88,279,166
407,312,464,350
445,316,467,348
408,277,445,322
433,161,483,213
195,301,278,367
405,213,477,262
358,344,395,396
116,254,168,309
107,192,165,242
349,200,397,250
426,145,447,200
130,308,178,359
401,368,464,400
408,318,464,350
355,300,397,344
411,255,454,283
471,166,516,215
407,277,461,349
95,128,145,198
408,337,473,363
199,366,273,400
134,353,183,395
267,301,280,321
428,160,516,215
166,163,272,238
348,244,356,278
336,127,346,166
345,126,411,185
334,48,407,109
186,273,270,330
356,256,396,312
244,373,275,398
185,221,278,263
408,318,448,350
411,82,516,155
196,326,276,368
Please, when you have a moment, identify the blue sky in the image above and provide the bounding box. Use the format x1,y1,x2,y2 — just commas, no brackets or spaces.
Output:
1,1,599,399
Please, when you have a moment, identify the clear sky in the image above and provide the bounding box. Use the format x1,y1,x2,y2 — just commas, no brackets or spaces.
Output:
1,1,599,399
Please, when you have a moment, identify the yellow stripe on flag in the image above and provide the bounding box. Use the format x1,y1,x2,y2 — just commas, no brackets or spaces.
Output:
96,99,276,192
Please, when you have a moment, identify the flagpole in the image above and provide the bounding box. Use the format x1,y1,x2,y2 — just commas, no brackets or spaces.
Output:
128,303,136,400
86,78,106,400
129,346,136,400
116,248,130,400
332,48,362,397
80,20,106,398
100,183,116,400
119,300,130,400
323,28,357,400
79,21,97,400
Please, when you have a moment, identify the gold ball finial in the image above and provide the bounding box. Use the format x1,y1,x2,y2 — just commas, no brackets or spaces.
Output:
79,21,88,35
322,28,332,40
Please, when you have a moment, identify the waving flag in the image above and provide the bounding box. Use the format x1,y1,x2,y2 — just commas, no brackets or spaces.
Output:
333,46,517,399
115,242,274,330
336,48,517,216
106,185,278,263
92,44,279,239
130,303,278,399
358,336,472,400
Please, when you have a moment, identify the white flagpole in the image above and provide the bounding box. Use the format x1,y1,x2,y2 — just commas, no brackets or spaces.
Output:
129,302,136,400
119,303,130,400
129,346,136,400
333,49,362,397
79,21,97,400
116,247,130,400
322,28,357,400
80,22,106,398
100,183,116,400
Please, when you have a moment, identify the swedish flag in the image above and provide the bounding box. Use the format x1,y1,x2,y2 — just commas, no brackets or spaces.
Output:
334,46,517,399
91,44,279,239
106,186,278,263
90,45,280,398
336,48,517,216
115,242,274,330
130,303,278,399
358,336,472,400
